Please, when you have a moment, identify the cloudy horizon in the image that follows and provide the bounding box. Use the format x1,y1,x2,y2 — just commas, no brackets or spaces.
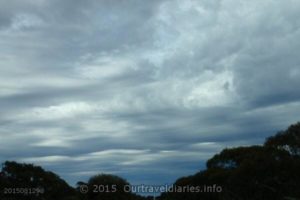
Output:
1,0,300,186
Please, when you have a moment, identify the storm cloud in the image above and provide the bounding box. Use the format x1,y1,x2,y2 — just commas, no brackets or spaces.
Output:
1,0,300,185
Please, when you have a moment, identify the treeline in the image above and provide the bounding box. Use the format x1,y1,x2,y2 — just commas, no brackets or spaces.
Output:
1,122,300,200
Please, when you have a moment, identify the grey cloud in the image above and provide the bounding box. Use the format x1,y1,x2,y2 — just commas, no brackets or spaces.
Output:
1,0,300,187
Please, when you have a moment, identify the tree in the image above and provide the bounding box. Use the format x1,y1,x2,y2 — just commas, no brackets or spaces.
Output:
0,161,79,200
159,122,300,200
78,174,134,200
265,122,300,156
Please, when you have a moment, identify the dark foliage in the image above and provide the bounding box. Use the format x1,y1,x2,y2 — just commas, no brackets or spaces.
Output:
265,122,300,156
159,122,300,200
0,161,79,200
77,174,138,200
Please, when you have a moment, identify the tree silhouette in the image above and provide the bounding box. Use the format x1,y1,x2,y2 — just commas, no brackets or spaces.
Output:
0,161,78,200
265,122,300,156
159,122,300,200
77,174,141,200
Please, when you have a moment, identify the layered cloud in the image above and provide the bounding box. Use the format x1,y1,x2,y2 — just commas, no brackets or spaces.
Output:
1,0,300,186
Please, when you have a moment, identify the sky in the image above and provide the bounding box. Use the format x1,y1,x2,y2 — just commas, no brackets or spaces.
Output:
1,0,300,187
